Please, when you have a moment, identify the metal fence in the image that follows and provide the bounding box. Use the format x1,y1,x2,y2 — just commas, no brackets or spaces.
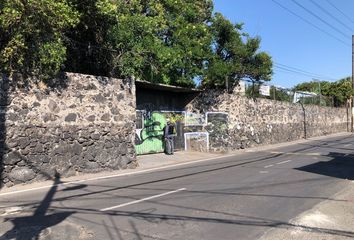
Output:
243,81,338,108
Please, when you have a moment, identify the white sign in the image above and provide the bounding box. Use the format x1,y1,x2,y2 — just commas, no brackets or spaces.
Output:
259,85,270,96
234,80,246,95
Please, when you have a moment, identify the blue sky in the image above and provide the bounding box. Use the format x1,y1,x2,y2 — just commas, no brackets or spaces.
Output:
213,0,354,88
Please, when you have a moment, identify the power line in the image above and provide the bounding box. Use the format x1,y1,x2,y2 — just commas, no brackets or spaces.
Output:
274,65,335,81
274,62,336,80
325,0,354,24
309,0,354,33
291,0,350,39
274,65,321,79
271,0,349,46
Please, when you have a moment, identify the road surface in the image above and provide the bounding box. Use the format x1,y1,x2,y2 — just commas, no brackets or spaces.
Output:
1,134,354,240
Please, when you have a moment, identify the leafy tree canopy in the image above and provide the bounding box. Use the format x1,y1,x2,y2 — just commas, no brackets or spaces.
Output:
0,0,272,89
203,13,273,89
294,77,354,107
0,0,80,80
95,0,213,88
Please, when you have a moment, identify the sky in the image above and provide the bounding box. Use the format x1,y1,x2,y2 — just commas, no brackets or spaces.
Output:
213,0,354,88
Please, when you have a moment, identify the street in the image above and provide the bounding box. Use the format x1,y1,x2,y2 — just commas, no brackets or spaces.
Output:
1,134,354,240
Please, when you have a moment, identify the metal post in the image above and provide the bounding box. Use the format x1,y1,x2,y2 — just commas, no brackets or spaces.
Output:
225,76,229,93
352,35,354,132
318,81,321,106
347,99,350,132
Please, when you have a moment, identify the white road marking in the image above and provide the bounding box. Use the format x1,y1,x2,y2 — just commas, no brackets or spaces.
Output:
264,165,274,168
344,144,352,147
276,160,292,165
100,188,186,212
0,207,23,216
270,151,321,156
0,138,346,197
259,171,269,174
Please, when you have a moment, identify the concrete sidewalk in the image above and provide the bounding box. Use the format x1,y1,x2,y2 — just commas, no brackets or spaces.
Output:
137,131,353,169
137,151,222,169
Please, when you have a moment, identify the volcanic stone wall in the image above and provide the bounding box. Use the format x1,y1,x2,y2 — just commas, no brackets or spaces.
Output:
187,90,349,152
0,73,137,188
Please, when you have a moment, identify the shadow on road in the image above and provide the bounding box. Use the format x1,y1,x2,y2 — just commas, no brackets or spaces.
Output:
0,173,76,240
65,203,354,239
296,152,354,180
0,74,9,189
1,135,353,239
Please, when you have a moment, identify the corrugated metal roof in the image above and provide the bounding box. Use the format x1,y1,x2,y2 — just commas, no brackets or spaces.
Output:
136,80,201,93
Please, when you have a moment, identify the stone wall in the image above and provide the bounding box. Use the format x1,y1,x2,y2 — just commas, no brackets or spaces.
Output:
0,73,137,188
187,90,349,152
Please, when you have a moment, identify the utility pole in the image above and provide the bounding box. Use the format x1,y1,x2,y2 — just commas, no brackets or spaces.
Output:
352,35,354,132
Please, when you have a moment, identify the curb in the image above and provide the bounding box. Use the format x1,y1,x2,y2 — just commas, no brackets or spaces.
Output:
0,131,352,197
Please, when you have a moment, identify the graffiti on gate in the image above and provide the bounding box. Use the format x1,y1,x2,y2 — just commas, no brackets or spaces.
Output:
135,110,231,154
135,111,186,155
135,112,166,155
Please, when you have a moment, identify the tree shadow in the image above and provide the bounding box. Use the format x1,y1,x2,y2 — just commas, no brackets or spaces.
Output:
0,74,10,189
66,204,354,239
0,72,71,190
296,152,354,180
297,136,354,152
0,173,76,240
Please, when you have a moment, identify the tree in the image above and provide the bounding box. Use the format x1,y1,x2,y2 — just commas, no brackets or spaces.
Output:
327,77,353,107
294,78,354,107
293,81,324,93
64,0,115,77
160,0,214,87
0,0,80,81
0,0,273,89
96,0,213,88
203,13,273,89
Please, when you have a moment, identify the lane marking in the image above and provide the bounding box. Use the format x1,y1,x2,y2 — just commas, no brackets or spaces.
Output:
1,133,351,197
270,151,321,156
100,188,186,212
259,171,269,174
264,165,274,168
344,144,352,147
276,160,292,165
0,207,24,216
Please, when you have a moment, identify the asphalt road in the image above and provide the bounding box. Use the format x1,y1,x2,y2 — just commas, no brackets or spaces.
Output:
1,134,354,240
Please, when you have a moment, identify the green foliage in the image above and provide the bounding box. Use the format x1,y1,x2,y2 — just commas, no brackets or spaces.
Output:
64,0,115,77
0,0,80,80
293,81,323,93
95,0,213,88
326,78,354,107
271,86,293,102
245,83,260,98
294,78,354,107
0,0,273,88
203,13,273,89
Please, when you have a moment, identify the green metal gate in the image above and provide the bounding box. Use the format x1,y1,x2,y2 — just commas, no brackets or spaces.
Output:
135,111,185,155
